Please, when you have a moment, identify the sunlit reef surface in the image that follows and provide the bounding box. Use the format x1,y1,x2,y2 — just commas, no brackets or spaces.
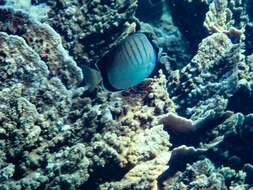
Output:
0,0,253,189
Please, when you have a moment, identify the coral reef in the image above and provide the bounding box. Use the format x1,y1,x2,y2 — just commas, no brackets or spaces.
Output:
161,158,248,190
4,0,49,21
0,27,90,189
46,0,138,68
167,32,241,118
204,0,247,43
0,7,177,190
135,0,163,22
0,7,83,89
1,0,253,189
166,0,209,49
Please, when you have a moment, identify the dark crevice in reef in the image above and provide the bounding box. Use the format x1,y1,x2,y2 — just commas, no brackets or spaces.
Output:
81,163,130,190
227,83,253,115
245,0,253,55
157,156,206,189
36,184,47,190
244,164,253,185
6,152,26,180
167,0,209,53
246,0,253,21
244,22,253,55
135,0,163,22
0,0,5,5
48,140,71,154
206,131,253,171
31,0,48,5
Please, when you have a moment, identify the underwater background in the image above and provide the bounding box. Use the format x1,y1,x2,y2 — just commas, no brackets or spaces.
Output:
0,0,253,189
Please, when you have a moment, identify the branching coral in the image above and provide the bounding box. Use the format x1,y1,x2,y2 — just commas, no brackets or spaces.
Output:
204,0,248,42
167,32,241,118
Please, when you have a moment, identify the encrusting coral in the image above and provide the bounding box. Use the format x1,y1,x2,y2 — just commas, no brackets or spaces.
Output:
161,158,248,190
1,0,253,189
0,6,185,190
46,0,138,68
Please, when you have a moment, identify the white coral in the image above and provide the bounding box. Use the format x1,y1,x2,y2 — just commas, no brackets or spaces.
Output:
5,0,50,21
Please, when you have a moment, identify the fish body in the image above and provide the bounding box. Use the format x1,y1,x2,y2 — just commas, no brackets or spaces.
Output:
84,32,159,92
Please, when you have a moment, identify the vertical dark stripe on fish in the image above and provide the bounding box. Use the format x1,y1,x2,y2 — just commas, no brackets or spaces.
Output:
125,39,137,67
118,45,126,67
132,36,143,65
139,36,149,62
128,37,139,66
145,37,153,61
121,41,131,67
137,37,147,64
